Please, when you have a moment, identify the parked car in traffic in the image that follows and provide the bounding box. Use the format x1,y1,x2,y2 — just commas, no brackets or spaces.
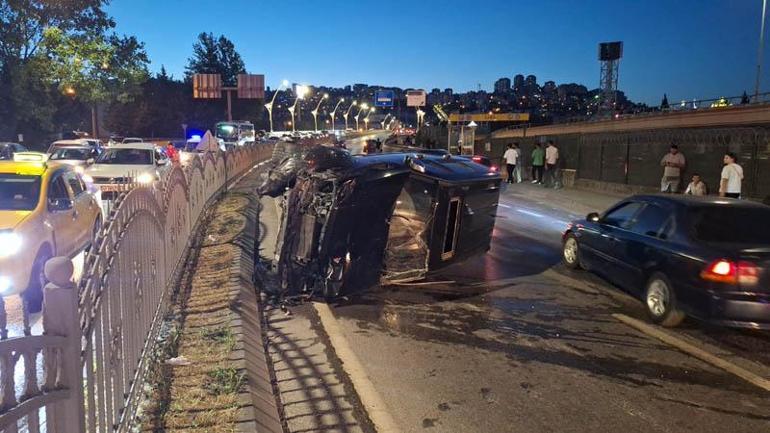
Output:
48,138,103,156
84,142,170,200
0,152,102,311
0,142,28,160
562,195,770,329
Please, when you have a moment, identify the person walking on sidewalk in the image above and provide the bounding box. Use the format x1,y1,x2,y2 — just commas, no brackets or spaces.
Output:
531,143,545,184
544,140,560,188
513,143,523,182
719,152,744,199
660,145,686,193
503,143,519,184
684,174,708,196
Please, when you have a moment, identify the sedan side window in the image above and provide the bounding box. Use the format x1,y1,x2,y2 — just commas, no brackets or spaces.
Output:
64,172,85,197
629,204,670,238
601,202,643,229
48,177,70,201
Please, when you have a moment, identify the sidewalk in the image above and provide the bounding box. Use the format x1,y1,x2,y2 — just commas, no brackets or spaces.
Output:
500,181,625,218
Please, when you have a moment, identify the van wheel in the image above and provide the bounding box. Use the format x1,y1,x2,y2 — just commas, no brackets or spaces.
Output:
23,249,51,314
645,273,685,327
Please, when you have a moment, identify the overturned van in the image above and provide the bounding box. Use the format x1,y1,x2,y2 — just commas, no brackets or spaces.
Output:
258,146,501,299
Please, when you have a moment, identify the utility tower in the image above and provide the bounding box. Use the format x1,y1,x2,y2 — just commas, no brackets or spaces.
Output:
598,41,623,113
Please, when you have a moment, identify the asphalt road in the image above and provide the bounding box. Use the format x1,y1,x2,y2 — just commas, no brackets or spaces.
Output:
310,182,770,433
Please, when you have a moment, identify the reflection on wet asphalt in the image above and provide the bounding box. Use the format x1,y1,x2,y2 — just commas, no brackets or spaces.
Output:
326,184,770,433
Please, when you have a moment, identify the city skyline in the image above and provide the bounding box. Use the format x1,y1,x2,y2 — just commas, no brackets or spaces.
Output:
108,0,767,106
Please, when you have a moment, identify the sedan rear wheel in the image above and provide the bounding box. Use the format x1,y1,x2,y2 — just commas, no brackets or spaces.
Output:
562,234,582,269
645,273,685,327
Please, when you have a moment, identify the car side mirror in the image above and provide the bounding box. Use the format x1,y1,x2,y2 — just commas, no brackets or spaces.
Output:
86,158,95,165
49,198,73,212
157,159,168,166
587,212,600,222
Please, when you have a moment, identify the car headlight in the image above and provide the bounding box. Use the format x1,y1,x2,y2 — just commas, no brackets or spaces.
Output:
0,277,11,295
180,153,192,163
74,165,85,174
0,232,23,258
137,173,154,184
82,174,94,183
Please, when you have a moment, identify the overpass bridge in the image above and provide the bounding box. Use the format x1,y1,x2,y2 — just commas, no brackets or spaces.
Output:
482,104,770,200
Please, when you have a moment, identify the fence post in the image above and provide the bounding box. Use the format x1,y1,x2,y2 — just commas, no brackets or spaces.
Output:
42,257,85,433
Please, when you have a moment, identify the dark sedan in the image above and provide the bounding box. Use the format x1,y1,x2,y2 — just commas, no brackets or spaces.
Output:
562,195,770,329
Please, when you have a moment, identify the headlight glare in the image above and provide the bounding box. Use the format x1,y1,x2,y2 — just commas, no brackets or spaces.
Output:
137,173,154,184
0,232,23,258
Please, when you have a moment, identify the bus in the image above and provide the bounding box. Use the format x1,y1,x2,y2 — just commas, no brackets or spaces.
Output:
215,121,256,147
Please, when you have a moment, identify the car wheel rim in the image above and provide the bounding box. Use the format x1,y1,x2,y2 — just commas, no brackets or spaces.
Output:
564,238,578,264
647,280,668,317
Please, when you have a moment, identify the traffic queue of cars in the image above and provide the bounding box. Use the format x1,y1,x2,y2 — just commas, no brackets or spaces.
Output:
0,137,172,312
563,195,770,330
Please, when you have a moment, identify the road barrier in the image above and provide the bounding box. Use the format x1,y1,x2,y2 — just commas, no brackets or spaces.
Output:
0,142,273,432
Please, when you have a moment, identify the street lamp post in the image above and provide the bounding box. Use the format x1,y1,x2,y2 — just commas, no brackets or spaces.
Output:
265,80,289,133
756,0,768,101
311,93,329,132
288,85,309,132
330,98,345,132
364,107,375,130
343,101,357,131
380,114,391,129
354,103,369,131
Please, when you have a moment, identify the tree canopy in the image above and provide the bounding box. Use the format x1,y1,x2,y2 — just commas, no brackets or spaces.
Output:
185,33,246,86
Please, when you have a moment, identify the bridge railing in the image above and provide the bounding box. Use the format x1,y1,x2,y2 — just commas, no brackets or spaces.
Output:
0,142,273,433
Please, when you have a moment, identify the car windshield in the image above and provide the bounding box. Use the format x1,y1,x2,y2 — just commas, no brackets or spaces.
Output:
216,123,238,140
0,174,41,210
49,148,90,161
96,148,153,165
689,206,770,244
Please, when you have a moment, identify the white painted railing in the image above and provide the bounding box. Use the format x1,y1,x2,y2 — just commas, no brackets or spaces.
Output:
0,143,272,432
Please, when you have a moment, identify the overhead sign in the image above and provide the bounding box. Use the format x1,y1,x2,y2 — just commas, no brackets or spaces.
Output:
448,113,530,122
374,90,395,107
237,74,265,99
193,74,222,99
406,90,426,107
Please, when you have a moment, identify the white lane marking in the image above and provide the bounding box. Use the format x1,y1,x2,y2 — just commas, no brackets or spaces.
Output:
613,313,770,392
313,302,401,433
516,209,545,218
498,203,512,209
513,208,571,226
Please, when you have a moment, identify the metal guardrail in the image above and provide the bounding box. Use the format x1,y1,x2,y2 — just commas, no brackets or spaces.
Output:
0,142,273,432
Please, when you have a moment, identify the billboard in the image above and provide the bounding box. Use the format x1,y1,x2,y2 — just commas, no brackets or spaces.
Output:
374,90,395,107
598,41,623,61
192,74,222,99
406,90,426,107
448,113,530,122
237,74,265,99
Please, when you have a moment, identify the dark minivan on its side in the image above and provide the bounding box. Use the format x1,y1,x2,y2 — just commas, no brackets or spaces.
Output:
562,195,770,329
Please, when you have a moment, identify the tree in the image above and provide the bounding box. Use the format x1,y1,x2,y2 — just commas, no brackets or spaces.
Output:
741,91,750,105
185,33,246,86
660,93,669,110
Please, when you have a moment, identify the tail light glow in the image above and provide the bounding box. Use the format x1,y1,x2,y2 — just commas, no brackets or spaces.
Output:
700,259,759,285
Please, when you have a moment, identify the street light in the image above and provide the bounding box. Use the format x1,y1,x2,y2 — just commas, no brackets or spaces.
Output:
265,79,290,133
380,114,391,129
288,85,309,132
343,101,358,131
330,98,345,132
354,103,369,131
364,107,375,130
311,93,329,132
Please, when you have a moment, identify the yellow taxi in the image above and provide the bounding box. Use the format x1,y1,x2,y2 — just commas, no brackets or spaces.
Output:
0,152,102,311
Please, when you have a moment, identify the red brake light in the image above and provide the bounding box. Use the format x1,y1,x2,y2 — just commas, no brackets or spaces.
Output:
701,260,759,285
472,156,482,162
490,165,499,172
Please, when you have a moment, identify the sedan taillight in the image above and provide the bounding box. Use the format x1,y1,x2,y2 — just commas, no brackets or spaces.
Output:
700,259,759,286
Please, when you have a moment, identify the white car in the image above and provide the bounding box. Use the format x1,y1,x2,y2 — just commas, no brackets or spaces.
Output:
47,146,97,173
84,143,170,199
48,138,102,155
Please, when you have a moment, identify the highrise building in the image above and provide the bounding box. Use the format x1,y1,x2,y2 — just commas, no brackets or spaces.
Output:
493,77,511,94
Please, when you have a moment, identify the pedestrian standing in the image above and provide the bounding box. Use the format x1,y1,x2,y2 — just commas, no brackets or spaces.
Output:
544,140,559,188
660,145,686,193
719,152,744,199
513,143,523,183
165,142,179,164
684,174,708,196
531,143,545,184
503,143,518,184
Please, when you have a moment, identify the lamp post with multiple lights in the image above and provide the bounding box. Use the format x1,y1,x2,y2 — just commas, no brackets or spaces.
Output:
343,101,357,131
330,98,345,132
354,103,369,131
287,85,308,132
265,79,289,133
311,93,329,132
364,107,375,130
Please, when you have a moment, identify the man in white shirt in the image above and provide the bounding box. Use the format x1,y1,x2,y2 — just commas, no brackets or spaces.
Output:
660,145,686,193
503,143,518,184
544,141,559,188
719,152,744,199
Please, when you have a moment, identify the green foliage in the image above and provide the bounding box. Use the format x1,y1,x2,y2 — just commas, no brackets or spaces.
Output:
185,33,246,86
205,367,245,396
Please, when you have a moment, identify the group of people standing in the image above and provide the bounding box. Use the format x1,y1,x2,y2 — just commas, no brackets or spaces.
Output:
660,144,744,199
503,140,561,188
